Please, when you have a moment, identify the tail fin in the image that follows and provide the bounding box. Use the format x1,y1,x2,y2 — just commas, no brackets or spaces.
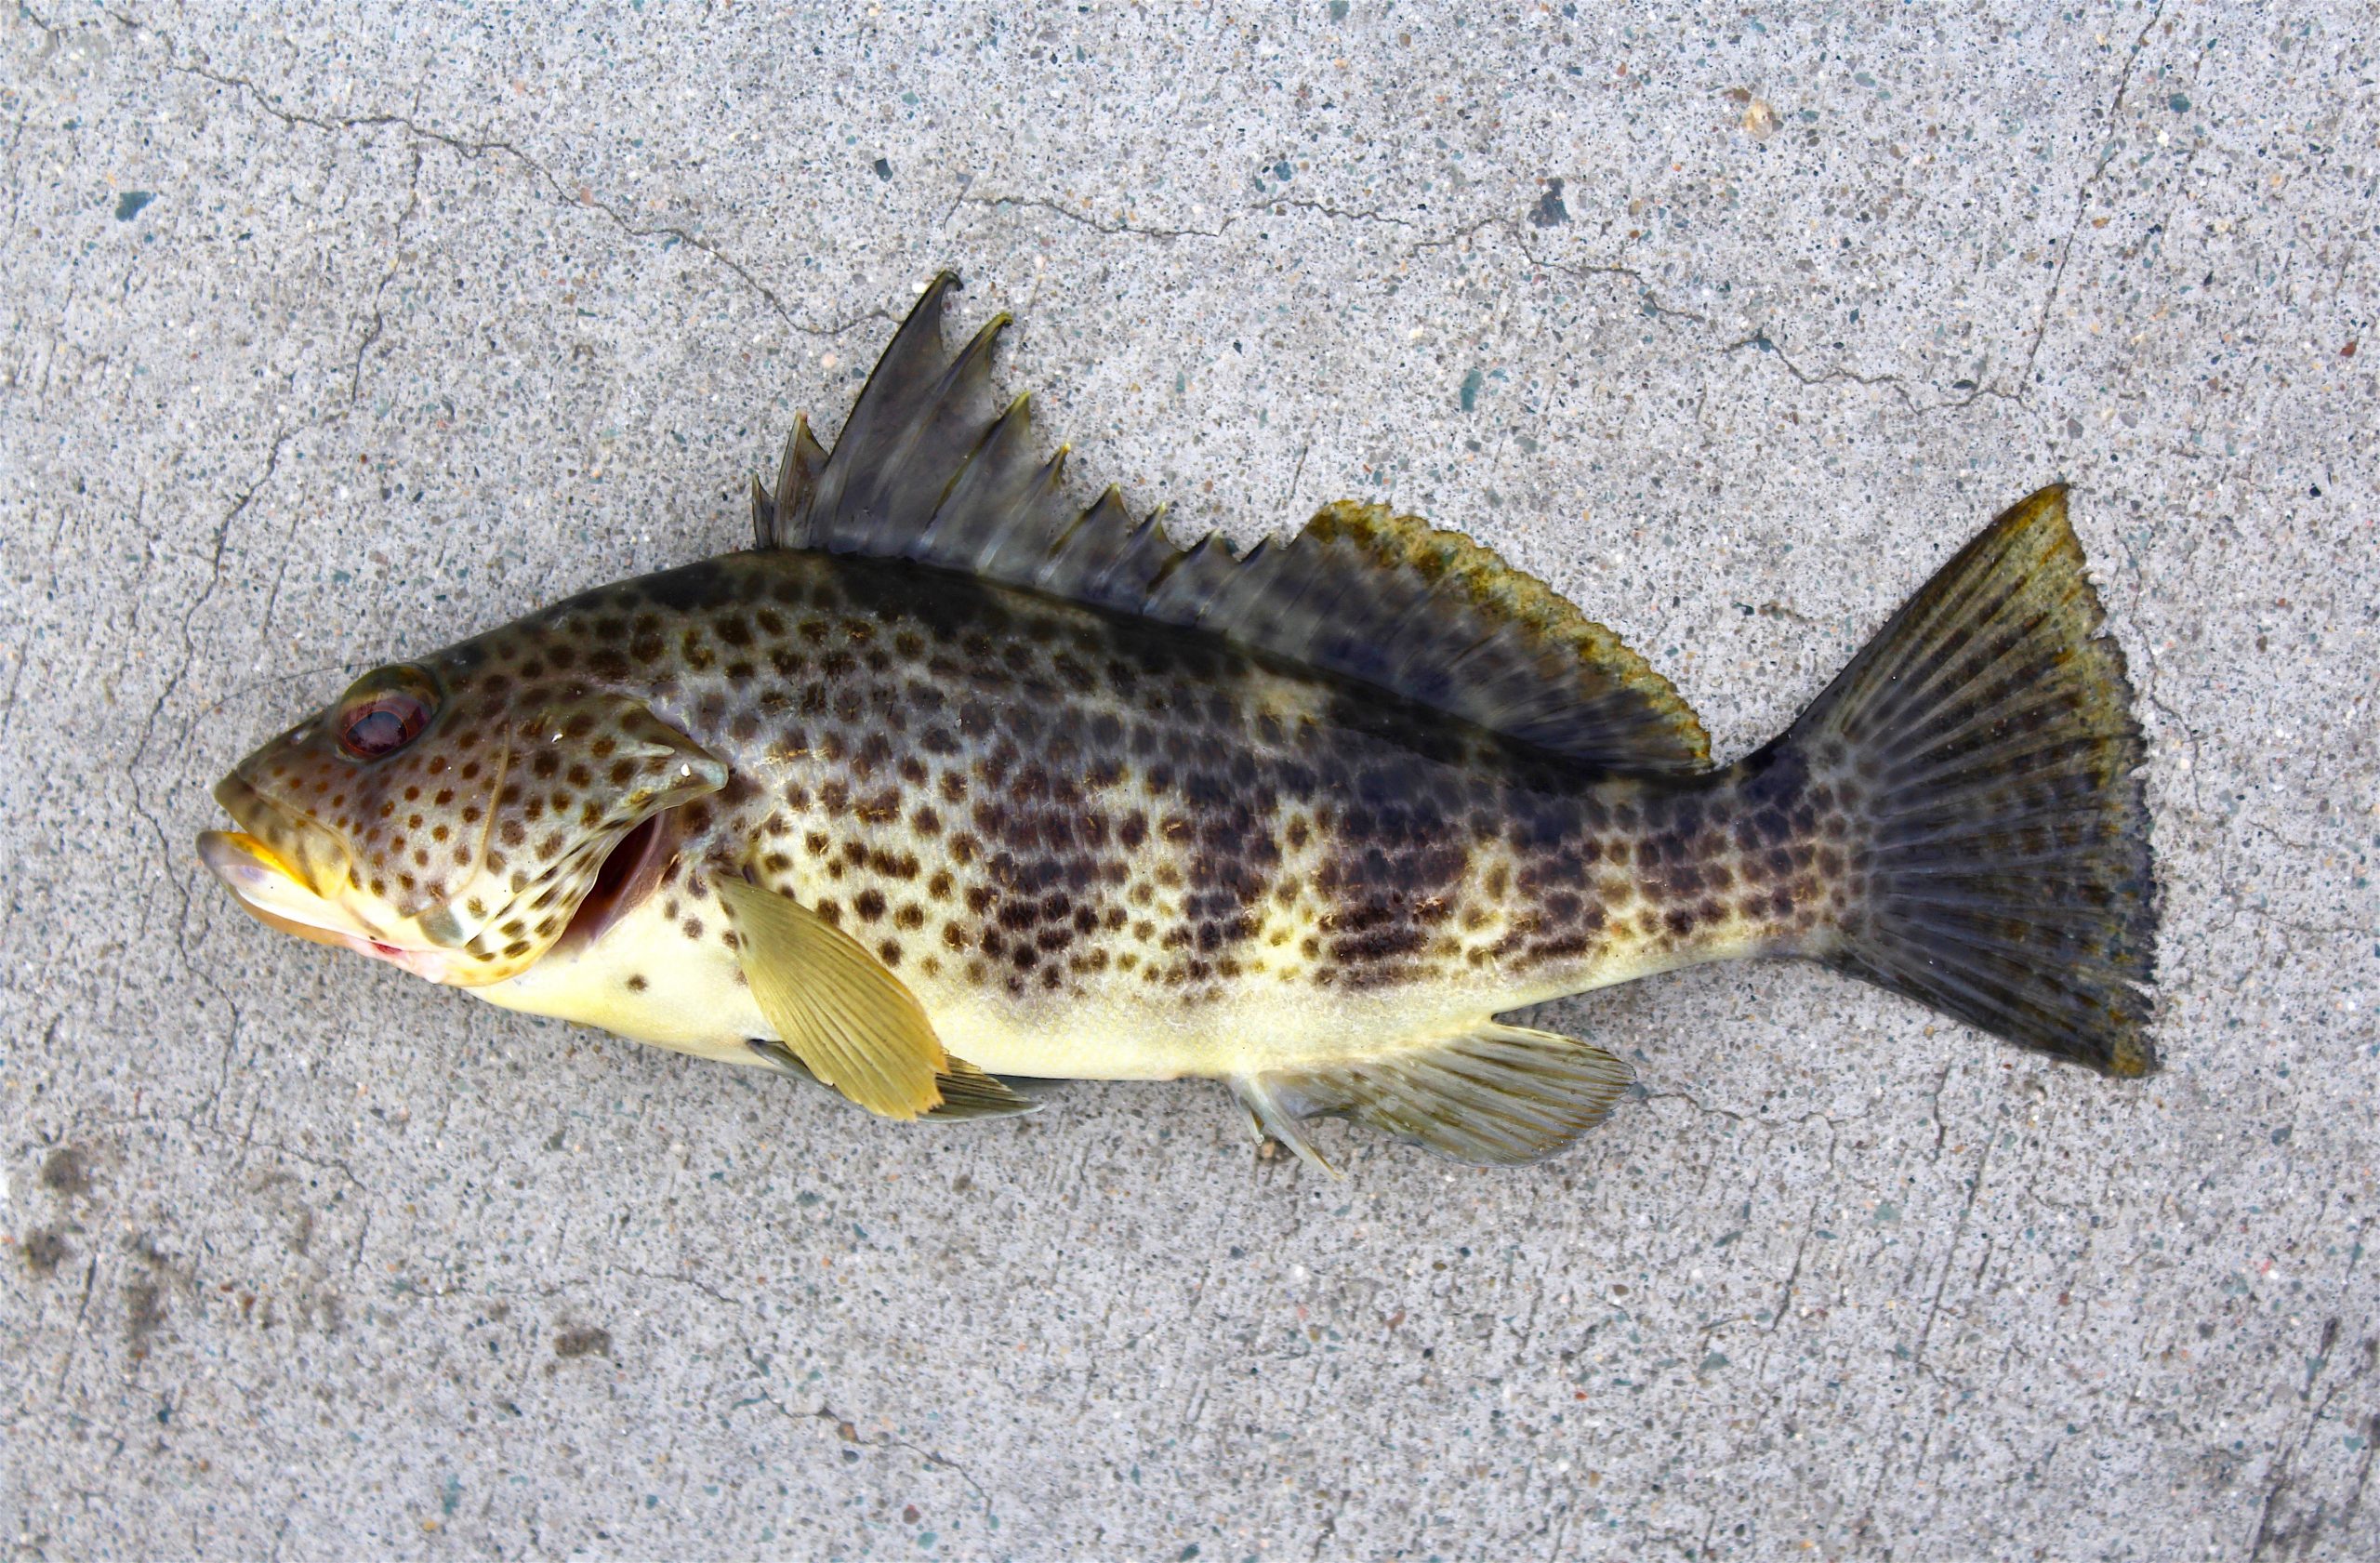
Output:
1778,485,2159,1075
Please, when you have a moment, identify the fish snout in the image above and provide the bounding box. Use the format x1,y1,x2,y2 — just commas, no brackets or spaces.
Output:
196,828,477,983
197,828,369,949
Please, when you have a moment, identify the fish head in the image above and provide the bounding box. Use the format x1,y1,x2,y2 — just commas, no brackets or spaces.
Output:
200,642,726,987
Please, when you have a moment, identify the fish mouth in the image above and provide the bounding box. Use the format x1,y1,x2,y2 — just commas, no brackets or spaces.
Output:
199,775,473,984
201,769,689,982
198,828,385,949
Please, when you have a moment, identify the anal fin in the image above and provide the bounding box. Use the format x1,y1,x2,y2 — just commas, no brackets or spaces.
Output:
1233,1023,1634,1172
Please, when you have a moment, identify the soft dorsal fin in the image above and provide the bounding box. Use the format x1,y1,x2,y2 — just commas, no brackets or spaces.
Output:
750,273,1710,774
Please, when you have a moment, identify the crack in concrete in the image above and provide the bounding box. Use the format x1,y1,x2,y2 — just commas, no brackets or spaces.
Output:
348,139,423,407
123,430,287,1129
965,164,2154,434
71,1106,376,1199
1406,214,1503,257
95,4,2155,455
109,8,888,341
957,189,1237,241
1506,230,1999,419
0,497,72,748
2002,0,2172,409
1260,196,1419,232
1926,1062,1958,1159
1912,1139,1993,1372
787,1397,999,1523
617,1266,732,1305
1654,1097,1844,1348
1722,329,1924,409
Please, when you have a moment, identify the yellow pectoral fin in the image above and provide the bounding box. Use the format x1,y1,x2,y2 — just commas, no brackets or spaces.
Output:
747,1039,1042,1121
714,875,947,1119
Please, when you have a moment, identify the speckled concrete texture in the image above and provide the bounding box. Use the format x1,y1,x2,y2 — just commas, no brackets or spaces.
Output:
4,3,2374,1558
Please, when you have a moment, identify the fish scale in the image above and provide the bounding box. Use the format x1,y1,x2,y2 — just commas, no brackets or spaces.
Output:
200,274,2158,1171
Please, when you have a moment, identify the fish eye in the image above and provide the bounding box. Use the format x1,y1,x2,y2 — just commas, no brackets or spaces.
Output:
334,667,438,760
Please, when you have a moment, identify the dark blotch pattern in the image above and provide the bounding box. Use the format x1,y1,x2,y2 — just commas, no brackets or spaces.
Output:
466,550,1845,1011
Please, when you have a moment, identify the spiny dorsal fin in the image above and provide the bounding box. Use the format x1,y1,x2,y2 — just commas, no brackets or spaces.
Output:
752,273,1710,774
752,413,827,548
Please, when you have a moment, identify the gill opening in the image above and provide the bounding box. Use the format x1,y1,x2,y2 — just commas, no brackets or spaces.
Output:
551,804,685,957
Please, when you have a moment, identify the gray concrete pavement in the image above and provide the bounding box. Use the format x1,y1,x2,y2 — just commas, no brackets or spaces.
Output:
4,3,2375,1557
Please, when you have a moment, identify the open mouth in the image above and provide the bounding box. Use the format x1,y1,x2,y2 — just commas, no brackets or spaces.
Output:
199,775,473,983
200,764,687,980
197,828,376,948
552,805,683,956
196,827,464,981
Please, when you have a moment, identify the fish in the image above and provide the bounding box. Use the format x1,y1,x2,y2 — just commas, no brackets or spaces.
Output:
198,273,2159,1172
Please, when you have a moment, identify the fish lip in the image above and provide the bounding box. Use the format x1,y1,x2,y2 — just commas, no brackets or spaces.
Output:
196,828,374,946
195,828,294,907
201,774,432,960
197,827,475,982
210,770,271,839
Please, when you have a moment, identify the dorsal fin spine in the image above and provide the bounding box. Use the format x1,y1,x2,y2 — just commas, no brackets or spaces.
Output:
854,316,1010,548
915,393,1036,566
757,276,1711,773
797,273,962,545
758,412,827,547
749,473,774,542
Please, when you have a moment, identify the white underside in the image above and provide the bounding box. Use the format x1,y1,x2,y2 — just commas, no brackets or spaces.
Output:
474,881,1732,1081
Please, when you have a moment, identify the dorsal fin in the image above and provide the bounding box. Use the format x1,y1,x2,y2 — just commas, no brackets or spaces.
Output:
752,272,1710,774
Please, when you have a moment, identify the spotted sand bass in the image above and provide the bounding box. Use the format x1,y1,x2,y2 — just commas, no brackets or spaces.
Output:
200,276,2158,1171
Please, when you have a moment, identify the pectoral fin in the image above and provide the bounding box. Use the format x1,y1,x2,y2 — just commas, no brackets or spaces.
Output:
1232,1022,1634,1173
927,1055,1044,1120
745,1038,1040,1121
715,875,947,1119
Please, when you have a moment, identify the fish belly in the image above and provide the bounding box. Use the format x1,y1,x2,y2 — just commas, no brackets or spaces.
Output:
476,895,762,1066
474,835,1754,1082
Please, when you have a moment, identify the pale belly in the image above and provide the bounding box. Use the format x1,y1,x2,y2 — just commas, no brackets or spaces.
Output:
471,883,1725,1081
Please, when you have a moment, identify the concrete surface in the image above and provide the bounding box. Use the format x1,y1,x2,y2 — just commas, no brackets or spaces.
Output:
3,2,2374,1557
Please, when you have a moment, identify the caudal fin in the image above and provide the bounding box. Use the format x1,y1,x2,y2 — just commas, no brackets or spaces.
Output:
1778,485,2159,1075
